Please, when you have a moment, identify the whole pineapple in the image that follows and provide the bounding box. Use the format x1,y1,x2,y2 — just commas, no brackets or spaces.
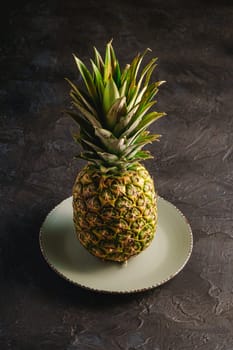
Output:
66,41,166,262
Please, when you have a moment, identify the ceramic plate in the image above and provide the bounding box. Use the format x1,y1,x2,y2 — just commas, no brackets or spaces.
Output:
39,196,193,293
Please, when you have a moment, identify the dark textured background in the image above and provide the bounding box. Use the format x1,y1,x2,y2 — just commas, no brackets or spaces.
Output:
1,1,233,349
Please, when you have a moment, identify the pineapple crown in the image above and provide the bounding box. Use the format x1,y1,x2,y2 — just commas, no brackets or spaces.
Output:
66,40,166,172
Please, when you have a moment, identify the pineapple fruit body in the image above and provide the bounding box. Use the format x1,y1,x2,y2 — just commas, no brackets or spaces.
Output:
73,163,157,262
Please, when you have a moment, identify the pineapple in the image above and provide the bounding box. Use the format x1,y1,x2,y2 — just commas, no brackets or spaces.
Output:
66,41,166,262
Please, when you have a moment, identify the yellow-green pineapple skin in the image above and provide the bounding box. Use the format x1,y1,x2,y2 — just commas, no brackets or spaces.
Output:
72,163,157,262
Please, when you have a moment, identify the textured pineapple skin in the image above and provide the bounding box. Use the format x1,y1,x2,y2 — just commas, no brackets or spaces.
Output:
72,163,157,262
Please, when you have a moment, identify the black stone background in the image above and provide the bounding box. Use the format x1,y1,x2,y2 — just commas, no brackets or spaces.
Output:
0,0,233,349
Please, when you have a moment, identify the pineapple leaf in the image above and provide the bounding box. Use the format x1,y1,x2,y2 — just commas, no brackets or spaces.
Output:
109,43,121,87
121,64,130,84
119,79,127,97
95,127,127,154
106,96,127,131
127,85,147,112
121,101,156,138
127,111,166,142
93,46,104,73
144,61,158,87
132,80,164,116
133,131,161,144
65,110,94,135
73,54,98,104
71,99,102,129
66,78,97,116
137,111,166,132
69,90,97,118
128,150,153,160
78,151,102,163
81,139,106,153
96,152,119,162
129,48,151,83
139,57,158,87
122,132,159,158
104,40,113,82
113,103,140,137
103,76,120,115
140,81,162,105
126,57,158,112
90,59,104,99
122,48,151,102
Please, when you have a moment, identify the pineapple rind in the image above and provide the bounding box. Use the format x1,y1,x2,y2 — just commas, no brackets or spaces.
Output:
73,163,157,262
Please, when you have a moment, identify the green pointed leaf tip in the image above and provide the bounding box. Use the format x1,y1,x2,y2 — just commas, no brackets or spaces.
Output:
103,77,120,116
104,41,113,82
66,41,166,168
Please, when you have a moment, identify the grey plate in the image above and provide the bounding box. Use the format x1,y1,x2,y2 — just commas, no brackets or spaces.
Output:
39,196,193,294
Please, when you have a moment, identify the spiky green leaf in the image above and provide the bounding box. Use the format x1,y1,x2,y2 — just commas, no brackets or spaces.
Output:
90,59,104,99
121,101,155,138
93,47,104,73
104,40,113,82
71,98,102,129
73,54,98,104
103,77,120,115
65,110,94,135
95,127,127,154
66,78,97,116
109,43,121,87
127,112,166,144
106,96,127,130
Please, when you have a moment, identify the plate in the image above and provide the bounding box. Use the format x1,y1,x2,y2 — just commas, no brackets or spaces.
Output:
39,196,193,294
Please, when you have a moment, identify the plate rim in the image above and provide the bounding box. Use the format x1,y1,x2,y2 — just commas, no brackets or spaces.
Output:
39,196,193,294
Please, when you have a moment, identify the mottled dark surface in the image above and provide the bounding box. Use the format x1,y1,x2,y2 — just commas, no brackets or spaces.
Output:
1,0,233,349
